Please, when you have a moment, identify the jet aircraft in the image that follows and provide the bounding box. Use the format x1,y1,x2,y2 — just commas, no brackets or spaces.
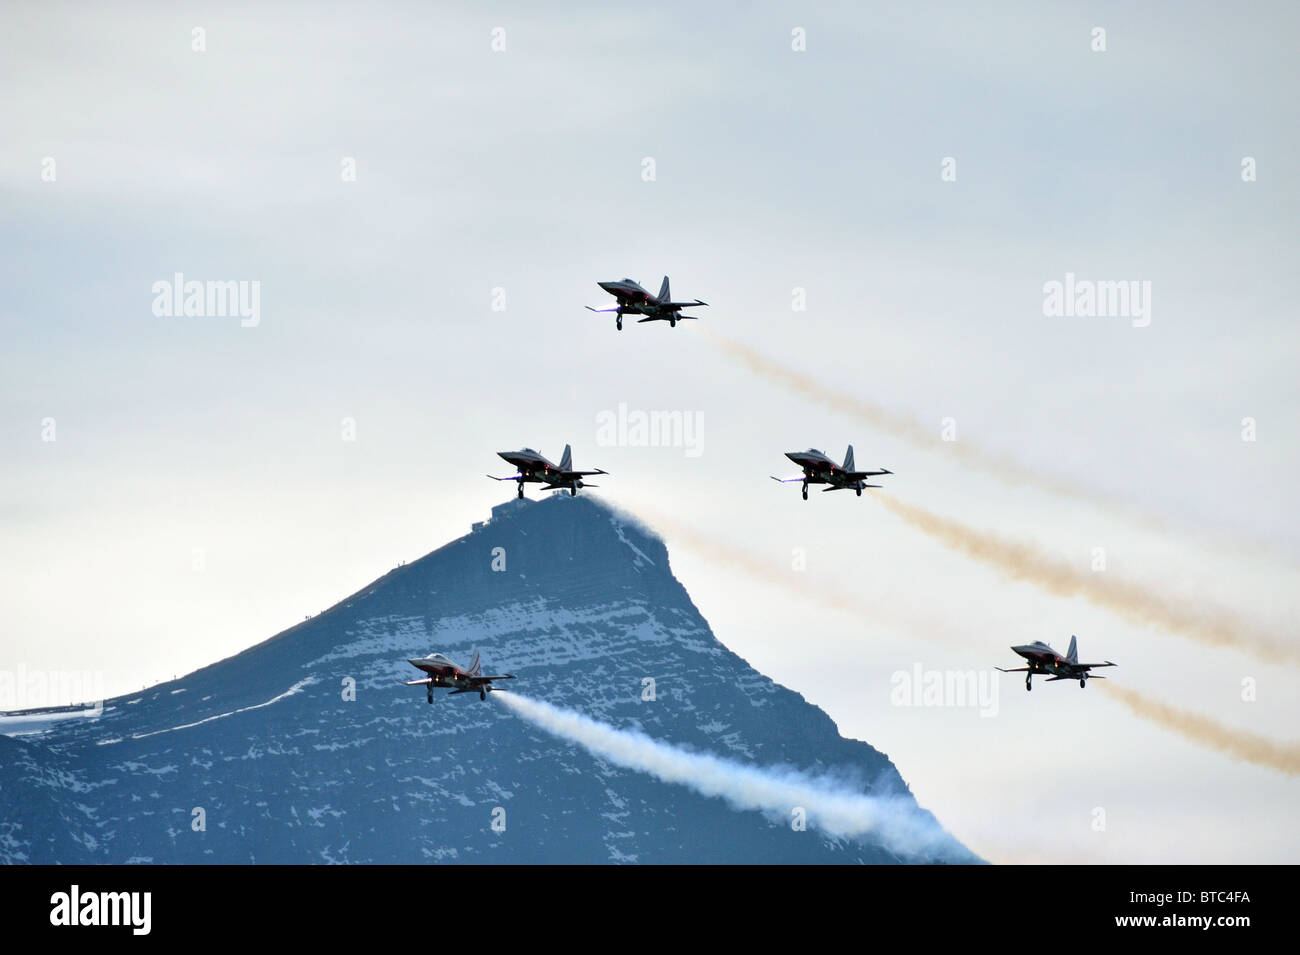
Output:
489,444,607,498
771,445,892,499
586,276,708,330
996,636,1117,691
403,651,516,702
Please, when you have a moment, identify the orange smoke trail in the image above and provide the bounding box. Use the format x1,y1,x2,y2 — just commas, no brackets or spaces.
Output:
633,508,962,647
698,328,1121,509
1098,683,1300,776
876,495,1298,667
628,507,1300,778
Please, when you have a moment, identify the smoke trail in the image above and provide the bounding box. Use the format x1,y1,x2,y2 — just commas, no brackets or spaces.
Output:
630,506,963,646
643,512,868,617
496,691,968,860
876,495,1298,667
1098,683,1300,776
700,329,1297,570
611,509,1300,784
699,328,1116,508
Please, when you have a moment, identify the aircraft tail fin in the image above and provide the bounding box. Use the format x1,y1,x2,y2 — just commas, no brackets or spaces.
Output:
467,650,482,677
1067,635,1078,664
658,276,670,302
559,444,573,471
843,444,855,472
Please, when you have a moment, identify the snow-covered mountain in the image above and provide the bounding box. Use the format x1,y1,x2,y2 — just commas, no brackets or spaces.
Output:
0,495,977,863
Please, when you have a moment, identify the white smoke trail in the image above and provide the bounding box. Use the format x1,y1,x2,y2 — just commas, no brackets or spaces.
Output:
496,691,968,861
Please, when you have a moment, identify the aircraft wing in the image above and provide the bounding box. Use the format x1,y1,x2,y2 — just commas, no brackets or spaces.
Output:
995,666,1030,673
478,674,516,682
585,306,622,313
770,474,805,483
823,484,882,491
559,469,608,478
846,469,892,479
402,678,435,686
667,300,708,308
1079,661,1118,669
487,473,526,482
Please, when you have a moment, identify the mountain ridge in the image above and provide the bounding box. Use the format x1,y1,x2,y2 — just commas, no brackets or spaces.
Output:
0,494,978,864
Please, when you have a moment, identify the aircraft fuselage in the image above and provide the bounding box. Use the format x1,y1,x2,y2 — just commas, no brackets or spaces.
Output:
406,652,516,702
498,448,561,479
598,280,669,317
1011,643,1086,679
786,449,846,486
592,277,706,327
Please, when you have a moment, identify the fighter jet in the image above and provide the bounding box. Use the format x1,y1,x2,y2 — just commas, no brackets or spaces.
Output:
996,636,1117,691
403,651,516,703
770,445,892,500
488,444,607,498
586,276,708,330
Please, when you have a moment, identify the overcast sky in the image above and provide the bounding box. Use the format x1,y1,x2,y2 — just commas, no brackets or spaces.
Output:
3,1,1297,863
